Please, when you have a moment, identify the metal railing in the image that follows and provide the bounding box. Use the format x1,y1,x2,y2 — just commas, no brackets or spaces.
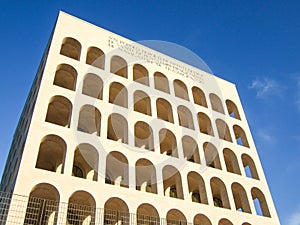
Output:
0,191,203,225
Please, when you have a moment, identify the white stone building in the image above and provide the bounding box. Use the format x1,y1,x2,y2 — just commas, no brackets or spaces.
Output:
0,11,280,225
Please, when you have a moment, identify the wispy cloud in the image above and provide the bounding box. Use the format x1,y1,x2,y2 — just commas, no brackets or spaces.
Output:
287,206,300,225
249,77,281,99
257,129,276,144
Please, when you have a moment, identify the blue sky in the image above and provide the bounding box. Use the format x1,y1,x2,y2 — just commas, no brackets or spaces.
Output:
0,0,299,224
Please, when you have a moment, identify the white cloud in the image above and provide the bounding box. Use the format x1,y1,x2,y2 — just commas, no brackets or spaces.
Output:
287,207,300,225
249,77,280,98
257,129,276,144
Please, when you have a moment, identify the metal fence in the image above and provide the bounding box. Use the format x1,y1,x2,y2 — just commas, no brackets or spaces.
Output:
0,191,200,225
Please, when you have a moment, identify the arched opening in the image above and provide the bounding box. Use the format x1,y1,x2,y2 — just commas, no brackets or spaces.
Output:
156,98,174,123
223,148,241,175
226,99,241,120
109,82,128,108
242,223,252,225
137,203,160,225
233,125,250,148
197,112,214,136
187,171,208,205
134,90,151,116
216,119,232,142
154,72,170,93
210,177,230,209
45,95,72,127
194,214,212,225
82,73,103,100
72,144,99,181
133,64,149,86
209,93,224,114
182,136,200,164
53,64,77,91
192,86,207,107
77,105,101,136
218,218,233,225
107,113,128,144
136,159,157,194
24,183,60,225
110,55,127,78
242,154,259,180
134,121,154,151
60,37,81,60
106,151,129,188
166,209,186,225
35,135,66,173
159,129,178,157
174,79,189,100
162,165,184,199
251,187,271,217
231,182,251,213
104,197,129,225
86,46,105,69
67,191,96,225
177,105,194,129
203,142,222,169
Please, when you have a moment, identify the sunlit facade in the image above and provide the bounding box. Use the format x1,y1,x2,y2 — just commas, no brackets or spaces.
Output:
0,11,280,225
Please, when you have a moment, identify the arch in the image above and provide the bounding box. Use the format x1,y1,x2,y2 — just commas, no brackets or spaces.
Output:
203,142,222,169
35,135,66,173
133,64,149,86
82,73,103,100
231,182,251,213
187,171,208,205
110,55,127,78
60,37,81,60
134,90,151,116
197,112,214,136
134,121,154,151
137,203,160,224
251,187,271,217
216,119,232,142
192,86,207,107
194,214,212,225
86,46,105,69
162,165,184,199
107,113,128,144
77,105,101,136
177,105,194,129
226,99,241,120
24,183,60,225
223,148,241,175
67,191,96,225
242,222,252,225
106,151,129,188
159,129,178,157
218,218,233,225
242,154,259,180
109,82,128,108
174,79,189,100
53,64,77,91
210,177,230,209
166,209,186,224
154,72,170,93
136,159,157,194
209,93,225,114
45,95,72,127
233,125,249,148
182,136,200,164
156,98,174,123
104,197,129,225
72,144,99,181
